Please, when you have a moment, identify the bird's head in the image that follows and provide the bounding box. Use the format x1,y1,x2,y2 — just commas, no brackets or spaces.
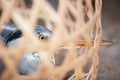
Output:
0,24,52,46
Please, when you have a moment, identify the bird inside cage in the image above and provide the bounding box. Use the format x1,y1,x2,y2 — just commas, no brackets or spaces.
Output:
0,23,112,75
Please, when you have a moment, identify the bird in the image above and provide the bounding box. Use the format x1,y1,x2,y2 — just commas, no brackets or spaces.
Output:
0,24,55,75
0,23,112,75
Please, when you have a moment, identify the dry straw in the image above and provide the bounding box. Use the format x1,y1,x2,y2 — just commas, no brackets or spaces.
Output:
0,0,102,80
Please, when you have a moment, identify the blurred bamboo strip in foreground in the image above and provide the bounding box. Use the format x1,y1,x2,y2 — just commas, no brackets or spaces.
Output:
76,40,112,46
60,39,112,48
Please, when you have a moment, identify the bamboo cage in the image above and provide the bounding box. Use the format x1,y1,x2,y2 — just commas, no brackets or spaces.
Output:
0,0,102,80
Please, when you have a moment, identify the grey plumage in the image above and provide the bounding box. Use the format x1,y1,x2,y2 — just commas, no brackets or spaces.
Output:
18,51,42,75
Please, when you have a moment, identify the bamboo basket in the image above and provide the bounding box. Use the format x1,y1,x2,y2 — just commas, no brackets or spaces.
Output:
0,0,102,80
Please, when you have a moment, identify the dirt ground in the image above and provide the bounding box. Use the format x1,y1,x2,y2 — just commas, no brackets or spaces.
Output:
97,0,120,80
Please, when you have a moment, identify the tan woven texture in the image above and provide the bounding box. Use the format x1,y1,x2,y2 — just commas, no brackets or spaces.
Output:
0,0,102,80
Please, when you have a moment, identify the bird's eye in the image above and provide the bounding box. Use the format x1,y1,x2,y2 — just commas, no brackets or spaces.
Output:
39,35,45,40
38,35,48,40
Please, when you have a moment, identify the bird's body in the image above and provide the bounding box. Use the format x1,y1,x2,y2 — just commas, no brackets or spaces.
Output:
18,52,42,75
0,24,55,75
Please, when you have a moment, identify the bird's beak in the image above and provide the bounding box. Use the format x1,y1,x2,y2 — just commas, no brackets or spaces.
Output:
75,39,113,46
